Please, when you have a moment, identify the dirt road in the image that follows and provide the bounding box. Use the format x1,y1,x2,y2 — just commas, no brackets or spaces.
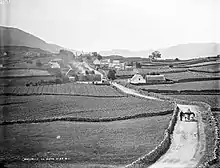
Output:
148,104,205,168
111,83,205,168
111,82,160,100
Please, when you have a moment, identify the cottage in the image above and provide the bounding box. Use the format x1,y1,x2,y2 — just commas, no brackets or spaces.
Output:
145,75,165,83
93,59,101,65
48,62,60,68
100,59,111,65
129,74,146,84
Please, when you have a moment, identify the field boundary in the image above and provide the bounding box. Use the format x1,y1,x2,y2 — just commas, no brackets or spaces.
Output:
124,102,179,168
189,69,220,73
0,84,126,97
116,82,219,167
0,110,173,125
0,92,126,98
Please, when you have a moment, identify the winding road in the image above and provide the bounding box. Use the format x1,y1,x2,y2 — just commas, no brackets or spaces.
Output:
112,82,206,168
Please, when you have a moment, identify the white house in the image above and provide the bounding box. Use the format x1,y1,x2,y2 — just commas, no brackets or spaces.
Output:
100,59,111,65
93,59,101,65
129,74,146,84
48,61,60,68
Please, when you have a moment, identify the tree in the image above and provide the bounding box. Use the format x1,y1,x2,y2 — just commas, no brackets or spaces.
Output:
107,69,116,80
135,62,141,68
149,51,161,60
90,70,95,74
97,55,102,60
36,60,42,67
92,52,102,60
85,70,89,75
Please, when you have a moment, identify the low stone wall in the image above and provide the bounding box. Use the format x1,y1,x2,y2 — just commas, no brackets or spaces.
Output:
0,110,174,126
115,82,219,167
124,104,179,168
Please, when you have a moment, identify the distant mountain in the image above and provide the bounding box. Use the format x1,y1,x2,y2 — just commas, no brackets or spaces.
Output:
158,43,220,59
0,26,77,53
100,43,220,59
100,49,153,57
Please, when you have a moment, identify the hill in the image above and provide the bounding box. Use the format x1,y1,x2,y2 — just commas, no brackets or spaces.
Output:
0,26,75,53
159,43,220,59
100,43,220,60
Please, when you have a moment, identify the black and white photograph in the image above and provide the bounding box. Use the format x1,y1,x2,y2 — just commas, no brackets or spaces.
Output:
0,0,220,167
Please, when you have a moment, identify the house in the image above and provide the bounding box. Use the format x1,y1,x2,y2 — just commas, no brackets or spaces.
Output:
145,75,165,83
48,61,60,68
93,59,101,65
125,65,133,70
100,59,111,65
128,74,146,84
109,60,125,70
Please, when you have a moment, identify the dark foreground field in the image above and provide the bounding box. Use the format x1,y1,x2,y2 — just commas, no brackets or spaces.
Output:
0,115,172,166
0,95,173,122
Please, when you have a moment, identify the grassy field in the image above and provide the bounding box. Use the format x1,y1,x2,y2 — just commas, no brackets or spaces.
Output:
0,114,172,165
0,69,50,77
168,95,220,109
0,83,124,97
0,95,173,122
136,80,219,91
190,63,220,72
0,76,57,87
164,71,220,81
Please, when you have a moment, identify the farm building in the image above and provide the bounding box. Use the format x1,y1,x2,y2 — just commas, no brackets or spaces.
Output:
129,74,146,84
48,62,60,68
145,74,165,83
100,59,111,65
93,59,101,65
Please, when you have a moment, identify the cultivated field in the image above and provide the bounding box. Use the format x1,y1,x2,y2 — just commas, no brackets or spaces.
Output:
190,63,220,72
0,114,172,165
164,71,220,81
0,76,57,87
0,95,173,122
0,69,50,77
0,83,124,97
136,80,220,91
169,95,220,109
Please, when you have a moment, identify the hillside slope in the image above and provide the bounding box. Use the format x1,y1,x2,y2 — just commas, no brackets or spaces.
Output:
0,26,66,53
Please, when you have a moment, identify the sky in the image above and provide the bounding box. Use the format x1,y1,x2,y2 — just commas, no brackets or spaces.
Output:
0,0,220,52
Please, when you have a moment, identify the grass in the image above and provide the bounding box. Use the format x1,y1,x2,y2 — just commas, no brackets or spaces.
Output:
1,83,124,97
0,95,173,122
0,115,172,165
190,63,220,72
168,95,220,109
136,80,220,91
164,71,220,81
210,111,220,168
0,69,50,77
0,76,57,87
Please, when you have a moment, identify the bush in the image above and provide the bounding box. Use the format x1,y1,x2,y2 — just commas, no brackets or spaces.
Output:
107,69,116,80
36,60,42,67
55,78,62,84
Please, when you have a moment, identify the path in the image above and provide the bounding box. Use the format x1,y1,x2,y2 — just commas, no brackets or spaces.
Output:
111,82,160,100
148,104,205,168
112,83,205,168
